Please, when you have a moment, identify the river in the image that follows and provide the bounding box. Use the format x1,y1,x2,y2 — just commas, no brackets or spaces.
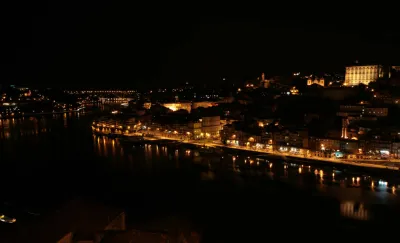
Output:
1,112,400,240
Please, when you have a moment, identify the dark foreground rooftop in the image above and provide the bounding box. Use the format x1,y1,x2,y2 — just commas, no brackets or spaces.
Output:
5,199,123,243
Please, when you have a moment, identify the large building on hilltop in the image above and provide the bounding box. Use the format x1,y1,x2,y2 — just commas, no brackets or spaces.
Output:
344,65,385,86
344,64,400,86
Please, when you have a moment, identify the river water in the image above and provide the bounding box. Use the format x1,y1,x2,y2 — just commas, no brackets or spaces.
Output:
1,112,400,240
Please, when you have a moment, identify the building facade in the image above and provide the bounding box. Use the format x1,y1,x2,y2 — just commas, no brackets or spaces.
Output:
337,104,388,139
201,116,221,137
272,129,309,148
307,77,325,86
344,65,384,86
188,121,202,138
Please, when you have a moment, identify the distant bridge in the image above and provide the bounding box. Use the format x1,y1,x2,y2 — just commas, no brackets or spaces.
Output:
99,97,133,103
65,90,138,103
65,90,137,95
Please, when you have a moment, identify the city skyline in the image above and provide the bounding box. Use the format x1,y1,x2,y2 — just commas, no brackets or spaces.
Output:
4,3,400,240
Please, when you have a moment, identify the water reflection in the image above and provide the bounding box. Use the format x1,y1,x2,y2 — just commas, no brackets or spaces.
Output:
340,201,369,220
63,113,67,127
96,136,102,156
103,137,108,157
218,153,400,208
145,144,152,161
111,140,116,157
93,136,128,160
0,113,82,140
3,113,400,224
201,171,215,180
89,140,400,207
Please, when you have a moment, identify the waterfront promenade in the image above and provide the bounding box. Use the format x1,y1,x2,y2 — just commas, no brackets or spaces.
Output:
124,132,400,171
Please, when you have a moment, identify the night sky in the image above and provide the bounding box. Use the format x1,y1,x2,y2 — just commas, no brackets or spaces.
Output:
4,2,400,88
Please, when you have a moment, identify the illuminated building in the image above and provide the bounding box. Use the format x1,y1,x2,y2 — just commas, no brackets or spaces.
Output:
307,77,325,86
290,86,299,95
162,102,192,113
341,118,349,139
188,121,202,138
192,101,216,109
143,102,151,109
313,138,341,151
272,129,309,148
99,97,132,103
344,65,384,86
161,102,217,113
255,118,273,128
337,104,388,139
338,105,388,117
260,72,270,88
392,66,400,72
309,137,359,154
201,116,221,137
245,83,256,88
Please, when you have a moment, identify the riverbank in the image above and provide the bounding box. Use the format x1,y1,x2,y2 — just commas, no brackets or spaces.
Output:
91,127,400,172
220,144,400,170
130,134,400,171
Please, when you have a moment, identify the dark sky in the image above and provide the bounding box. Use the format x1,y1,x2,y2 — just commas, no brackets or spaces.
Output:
4,2,400,88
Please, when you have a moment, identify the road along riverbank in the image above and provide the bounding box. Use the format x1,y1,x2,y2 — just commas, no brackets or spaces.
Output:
136,135,400,172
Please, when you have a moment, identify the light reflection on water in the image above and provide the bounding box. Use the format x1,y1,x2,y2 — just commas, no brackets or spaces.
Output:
94,137,400,205
340,201,369,220
3,114,400,223
96,139,400,221
0,112,80,140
